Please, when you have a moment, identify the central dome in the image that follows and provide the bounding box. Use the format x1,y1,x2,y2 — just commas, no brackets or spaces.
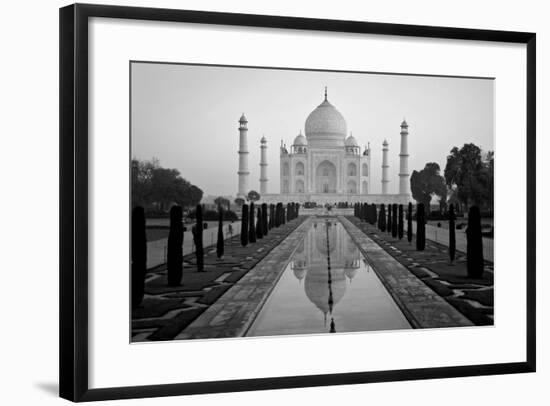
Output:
305,90,347,148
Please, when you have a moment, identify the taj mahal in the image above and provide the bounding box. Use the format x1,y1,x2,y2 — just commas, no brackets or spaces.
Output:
237,88,411,205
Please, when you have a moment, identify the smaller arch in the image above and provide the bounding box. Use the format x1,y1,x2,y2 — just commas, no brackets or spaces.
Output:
282,180,289,193
362,180,368,194
362,163,368,176
347,180,357,194
295,161,305,176
282,161,289,176
295,179,305,193
348,162,357,176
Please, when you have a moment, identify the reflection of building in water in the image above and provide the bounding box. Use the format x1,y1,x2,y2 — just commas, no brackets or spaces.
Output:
291,221,362,322
291,240,307,282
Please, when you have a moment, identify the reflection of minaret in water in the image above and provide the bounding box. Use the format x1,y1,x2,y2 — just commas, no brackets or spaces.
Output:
325,220,335,333
291,240,306,284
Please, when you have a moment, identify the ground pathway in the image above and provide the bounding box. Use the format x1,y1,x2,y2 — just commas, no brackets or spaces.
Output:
339,217,474,328
134,214,493,342
132,216,306,341
345,216,494,326
176,217,313,340
146,222,242,269
413,220,493,261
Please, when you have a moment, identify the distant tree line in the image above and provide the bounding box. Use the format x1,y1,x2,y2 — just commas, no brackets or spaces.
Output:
410,143,493,215
132,158,203,213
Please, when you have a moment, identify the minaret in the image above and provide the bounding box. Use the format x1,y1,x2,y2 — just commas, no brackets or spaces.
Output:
259,136,268,194
398,119,410,195
237,113,249,198
381,139,389,194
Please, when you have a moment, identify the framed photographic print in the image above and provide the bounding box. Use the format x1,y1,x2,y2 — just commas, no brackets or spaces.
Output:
59,3,536,402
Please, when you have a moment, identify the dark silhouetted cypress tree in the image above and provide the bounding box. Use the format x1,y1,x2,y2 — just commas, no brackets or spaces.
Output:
392,204,398,237
286,203,292,222
274,203,281,227
240,204,249,246
282,206,286,225
379,204,386,231
216,207,224,259
256,206,263,239
398,204,404,240
193,205,204,271
167,205,184,286
416,203,426,251
466,206,484,278
296,203,300,217
261,203,268,236
131,206,147,308
449,203,456,264
387,204,392,234
269,204,274,229
407,202,413,243
372,203,377,225
248,202,256,243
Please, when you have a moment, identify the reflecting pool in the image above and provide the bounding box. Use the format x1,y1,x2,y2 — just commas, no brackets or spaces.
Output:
246,219,411,337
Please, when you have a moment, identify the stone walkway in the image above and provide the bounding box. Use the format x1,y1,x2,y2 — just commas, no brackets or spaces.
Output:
146,222,242,269
409,221,493,262
132,216,307,341
346,216,493,326
176,218,313,340
339,216,474,328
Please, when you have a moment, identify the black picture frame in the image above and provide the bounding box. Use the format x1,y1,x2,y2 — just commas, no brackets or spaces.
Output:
59,3,536,402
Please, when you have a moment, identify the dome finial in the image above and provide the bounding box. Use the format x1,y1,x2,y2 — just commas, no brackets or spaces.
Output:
324,86,327,101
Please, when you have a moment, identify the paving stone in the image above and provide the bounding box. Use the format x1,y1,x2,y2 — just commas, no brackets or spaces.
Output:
345,216,493,326
133,217,307,341
177,218,313,339
338,216,473,329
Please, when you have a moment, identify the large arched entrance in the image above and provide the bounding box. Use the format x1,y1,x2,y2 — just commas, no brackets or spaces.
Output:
315,160,337,193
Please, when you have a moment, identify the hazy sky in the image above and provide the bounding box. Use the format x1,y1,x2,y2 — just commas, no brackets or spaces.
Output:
131,62,494,197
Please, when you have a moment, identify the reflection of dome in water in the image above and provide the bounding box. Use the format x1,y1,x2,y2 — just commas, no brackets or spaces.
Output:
314,226,336,255
344,267,359,282
293,267,307,281
347,241,360,254
304,266,347,314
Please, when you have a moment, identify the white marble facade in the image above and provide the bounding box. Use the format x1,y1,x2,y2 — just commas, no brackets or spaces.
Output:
237,88,410,204
280,88,372,195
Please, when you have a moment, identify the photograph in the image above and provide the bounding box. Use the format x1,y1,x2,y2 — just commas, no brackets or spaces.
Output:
130,62,495,342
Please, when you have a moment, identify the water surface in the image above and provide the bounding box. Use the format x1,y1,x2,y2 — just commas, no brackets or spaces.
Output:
246,219,411,337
